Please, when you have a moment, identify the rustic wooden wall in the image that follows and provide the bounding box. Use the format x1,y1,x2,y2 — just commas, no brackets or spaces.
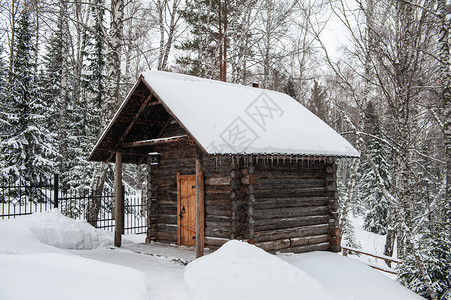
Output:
203,156,233,249
146,126,340,253
240,157,339,253
147,122,196,243
146,122,233,248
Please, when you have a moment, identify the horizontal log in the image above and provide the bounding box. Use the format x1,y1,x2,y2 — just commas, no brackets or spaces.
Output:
155,231,177,243
155,194,177,203
254,224,329,242
254,215,329,231
205,185,233,194
122,135,188,148
205,176,231,186
155,200,177,206
290,234,329,247
205,193,232,201
253,187,328,198
156,224,177,232
204,168,231,178
157,204,176,212
158,159,196,170
253,181,329,191
156,214,177,224
206,227,231,238
277,242,330,254
153,168,196,179
206,217,231,224
205,237,229,248
254,197,329,209
256,239,291,252
253,206,329,220
206,206,231,216
205,199,230,206
153,139,193,150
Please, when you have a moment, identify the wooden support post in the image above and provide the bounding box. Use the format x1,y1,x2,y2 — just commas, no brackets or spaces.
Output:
114,151,123,247
145,156,152,244
195,148,205,258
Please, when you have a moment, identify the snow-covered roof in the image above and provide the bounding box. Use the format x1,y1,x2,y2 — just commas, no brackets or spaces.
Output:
140,71,359,157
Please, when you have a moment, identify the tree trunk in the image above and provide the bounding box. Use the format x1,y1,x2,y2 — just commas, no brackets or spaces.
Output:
438,0,451,231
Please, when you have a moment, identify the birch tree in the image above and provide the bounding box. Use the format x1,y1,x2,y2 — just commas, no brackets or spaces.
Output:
156,0,181,71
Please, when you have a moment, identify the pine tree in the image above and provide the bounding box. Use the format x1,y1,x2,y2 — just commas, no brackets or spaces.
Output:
84,0,110,225
361,102,391,234
397,230,451,299
1,11,54,183
40,0,72,191
0,44,7,132
308,80,328,123
177,0,243,80
0,45,7,176
337,161,362,249
76,0,106,193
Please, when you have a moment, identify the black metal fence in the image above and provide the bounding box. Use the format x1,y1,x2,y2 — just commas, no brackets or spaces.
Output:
0,175,147,234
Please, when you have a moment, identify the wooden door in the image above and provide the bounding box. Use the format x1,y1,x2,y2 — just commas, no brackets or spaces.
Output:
177,174,197,246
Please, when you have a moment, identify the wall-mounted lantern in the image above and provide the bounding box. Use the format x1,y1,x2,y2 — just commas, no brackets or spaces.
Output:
148,152,161,165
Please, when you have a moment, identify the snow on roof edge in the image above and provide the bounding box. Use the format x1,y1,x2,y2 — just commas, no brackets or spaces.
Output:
141,71,360,158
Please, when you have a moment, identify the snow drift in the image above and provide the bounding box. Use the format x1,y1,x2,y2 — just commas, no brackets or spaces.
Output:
184,240,334,300
280,251,423,300
185,240,423,300
0,209,112,250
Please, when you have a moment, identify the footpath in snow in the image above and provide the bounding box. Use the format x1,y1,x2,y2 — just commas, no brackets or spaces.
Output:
0,210,422,300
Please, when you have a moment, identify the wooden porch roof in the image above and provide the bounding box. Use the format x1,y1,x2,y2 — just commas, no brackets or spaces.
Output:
87,77,178,164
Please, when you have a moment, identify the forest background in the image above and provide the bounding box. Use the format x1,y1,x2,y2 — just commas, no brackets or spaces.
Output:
0,0,450,299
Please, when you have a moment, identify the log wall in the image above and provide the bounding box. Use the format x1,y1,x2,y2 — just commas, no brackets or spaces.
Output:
243,157,339,253
147,126,340,253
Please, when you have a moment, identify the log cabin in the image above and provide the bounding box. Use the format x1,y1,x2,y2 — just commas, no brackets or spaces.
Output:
88,71,359,258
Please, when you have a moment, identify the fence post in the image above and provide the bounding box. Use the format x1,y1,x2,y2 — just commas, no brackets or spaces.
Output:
53,174,59,209
121,185,125,234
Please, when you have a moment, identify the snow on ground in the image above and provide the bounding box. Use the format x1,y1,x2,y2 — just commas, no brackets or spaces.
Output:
280,252,421,300
185,240,334,300
345,216,399,278
1,209,112,250
72,245,193,300
0,211,422,300
0,210,149,300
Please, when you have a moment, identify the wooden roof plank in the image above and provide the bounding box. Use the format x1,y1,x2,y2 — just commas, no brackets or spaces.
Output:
116,94,154,147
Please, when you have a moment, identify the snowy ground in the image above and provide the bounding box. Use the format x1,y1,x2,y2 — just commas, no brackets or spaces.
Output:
0,210,422,300
345,216,399,279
